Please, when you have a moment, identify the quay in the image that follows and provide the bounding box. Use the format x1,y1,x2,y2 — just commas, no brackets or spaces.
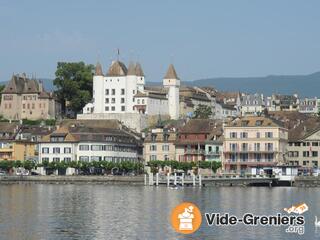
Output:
0,175,145,185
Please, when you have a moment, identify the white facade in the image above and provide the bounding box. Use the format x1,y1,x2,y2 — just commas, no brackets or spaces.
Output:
80,61,181,128
39,141,139,163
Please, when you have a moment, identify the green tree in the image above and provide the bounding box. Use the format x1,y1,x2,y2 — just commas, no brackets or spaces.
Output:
54,62,94,115
193,104,212,119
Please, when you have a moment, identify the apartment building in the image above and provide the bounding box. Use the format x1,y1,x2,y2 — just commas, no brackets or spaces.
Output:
143,121,177,162
39,120,142,163
287,118,320,169
223,116,288,173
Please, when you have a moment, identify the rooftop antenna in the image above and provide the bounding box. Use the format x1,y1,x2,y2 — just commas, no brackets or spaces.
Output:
117,48,120,61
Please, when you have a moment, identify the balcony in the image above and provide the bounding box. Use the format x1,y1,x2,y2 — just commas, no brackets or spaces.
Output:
225,148,278,153
206,151,221,156
184,149,205,155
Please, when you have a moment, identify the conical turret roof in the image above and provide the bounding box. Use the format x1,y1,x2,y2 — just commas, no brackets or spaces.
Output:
164,64,179,79
95,62,103,76
127,62,136,75
135,62,144,76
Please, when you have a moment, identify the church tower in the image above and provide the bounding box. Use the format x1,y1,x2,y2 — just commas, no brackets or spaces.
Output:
163,64,180,120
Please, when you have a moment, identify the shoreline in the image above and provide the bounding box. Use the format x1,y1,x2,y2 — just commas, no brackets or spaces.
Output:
1,175,319,187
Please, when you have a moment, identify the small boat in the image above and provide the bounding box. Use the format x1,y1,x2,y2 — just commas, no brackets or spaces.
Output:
170,186,180,190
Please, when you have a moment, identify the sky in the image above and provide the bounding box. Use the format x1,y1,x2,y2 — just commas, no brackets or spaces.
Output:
0,0,320,82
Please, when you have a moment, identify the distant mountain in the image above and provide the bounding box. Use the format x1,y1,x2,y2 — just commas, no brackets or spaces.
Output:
0,78,55,91
147,71,320,97
1,71,319,97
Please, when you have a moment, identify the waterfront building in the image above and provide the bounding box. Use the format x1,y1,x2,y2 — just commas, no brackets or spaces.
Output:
241,93,265,116
0,73,60,120
287,118,320,169
79,61,181,132
39,120,142,163
143,119,177,162
0,122,39,161
175,119,223,162
223,116,288,173
205,134,223,162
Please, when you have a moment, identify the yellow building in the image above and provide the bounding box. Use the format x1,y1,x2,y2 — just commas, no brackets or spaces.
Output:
0,141,36,161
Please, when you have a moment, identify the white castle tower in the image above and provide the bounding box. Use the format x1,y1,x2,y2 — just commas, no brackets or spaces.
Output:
163,64,180,120
93,62,104,113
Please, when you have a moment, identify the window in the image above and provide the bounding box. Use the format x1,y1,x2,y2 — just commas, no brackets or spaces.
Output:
254,153,261,161
312,151,318,157
303,151,310,157
53,157,60,162
111,98,115,103
106,136,113,141
53,147,60,154
312,142,319,146
241,143,248,151
91,156,102,161
79,145,89,151
240,132,248,139
256,132,260,138
150,155,157,161
142,99,145,104
42,147,49,154
111,106,115,111
265,153,274,161
105,89,109,95
164,155,169,161
151,134,156,142
162,145,169,151
150,145,157,151
112,89,115,95
42,157,49,162
121,89,125,95
265,132,273,138
105,106,109,111
121,106,125,111
64,157,71,162
137,99,140,104
133,90,135,94
240,153,248,162
230,143,237,151
79,156,89,162
230,153,237,162
91,145,105,151
32,103,35,109
64,147,71,154
230,132,237,138
105,98,109,103
265,143,273,151
254,143,260,151
121,98,125,103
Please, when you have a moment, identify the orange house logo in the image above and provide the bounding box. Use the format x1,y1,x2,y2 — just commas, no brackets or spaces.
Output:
171,202,202,234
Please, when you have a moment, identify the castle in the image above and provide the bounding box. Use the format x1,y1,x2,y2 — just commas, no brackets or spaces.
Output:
0,74,59,120
78,60,181,131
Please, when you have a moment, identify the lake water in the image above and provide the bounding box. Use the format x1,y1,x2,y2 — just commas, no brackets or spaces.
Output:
0,184,319,240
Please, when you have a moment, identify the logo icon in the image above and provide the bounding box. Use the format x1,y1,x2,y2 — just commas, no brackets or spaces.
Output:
284,203,308,214
171,202,202,234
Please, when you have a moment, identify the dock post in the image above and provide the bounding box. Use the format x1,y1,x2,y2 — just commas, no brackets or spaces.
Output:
182,173,184,186
149,173,153,186
144,174,147,186
199,175,202,187
174,173,177,185
193,174,196,187
167,173,170,187
156,173,159,186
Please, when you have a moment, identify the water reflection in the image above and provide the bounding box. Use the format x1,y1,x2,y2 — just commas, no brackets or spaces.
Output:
0,184,319,240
